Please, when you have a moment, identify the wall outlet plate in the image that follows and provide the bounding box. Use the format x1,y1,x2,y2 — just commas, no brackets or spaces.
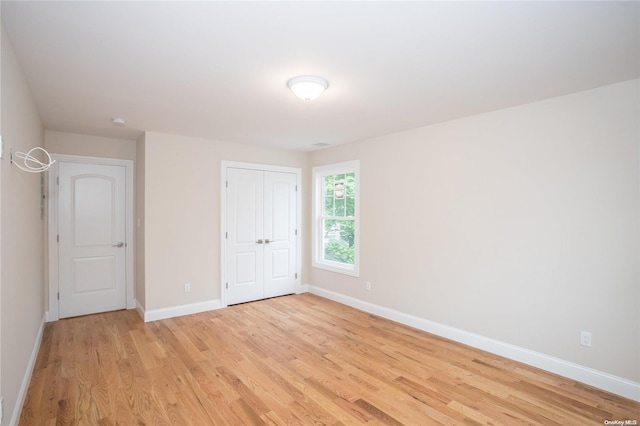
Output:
580,331,592,347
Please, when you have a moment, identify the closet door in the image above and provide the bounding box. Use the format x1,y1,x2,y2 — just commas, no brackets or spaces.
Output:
226,168,265,305
263,171,297,298
225,168,297,305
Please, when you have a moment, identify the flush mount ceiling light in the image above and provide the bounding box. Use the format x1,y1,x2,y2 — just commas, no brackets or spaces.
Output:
287,75,329,101
112,117,126,126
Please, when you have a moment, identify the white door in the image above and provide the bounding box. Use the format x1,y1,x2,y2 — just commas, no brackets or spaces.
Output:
226,168,265,305
58,162,127,318
226,168,297,305
263,171,297,298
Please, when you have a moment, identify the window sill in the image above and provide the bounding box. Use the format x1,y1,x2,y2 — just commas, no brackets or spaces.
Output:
312,262,360,277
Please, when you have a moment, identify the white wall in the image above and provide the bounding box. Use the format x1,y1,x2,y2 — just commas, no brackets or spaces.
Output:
136,134,146,309
0,7,4,421
45,130,136,160
309,80,640,383
141,132,308,312
0,8,3,421
1,26,45,423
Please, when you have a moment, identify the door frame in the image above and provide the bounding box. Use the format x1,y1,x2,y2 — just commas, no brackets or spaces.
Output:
47,154,135,321
221,161,302,307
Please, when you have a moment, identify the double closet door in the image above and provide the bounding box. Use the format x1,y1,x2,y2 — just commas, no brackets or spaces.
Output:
226,167,298,305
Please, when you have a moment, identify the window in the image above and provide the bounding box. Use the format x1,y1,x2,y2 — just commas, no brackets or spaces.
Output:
312,160,359,276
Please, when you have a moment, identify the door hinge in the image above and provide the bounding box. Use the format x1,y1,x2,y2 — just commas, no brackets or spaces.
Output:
226,181,228,188
57,234,59,243
226,282,228,289
57,292,59,300
225,232,228,239
295,273,298,279
295,229,298,236
56,177,59,185
295,185,298,191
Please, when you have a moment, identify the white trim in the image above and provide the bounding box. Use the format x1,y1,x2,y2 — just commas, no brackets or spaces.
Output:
143,299,222,322
136,300,145,321
47,154,135,321
305,285,640,402
312,160,360,277
220,161,302,308
10,314,46,426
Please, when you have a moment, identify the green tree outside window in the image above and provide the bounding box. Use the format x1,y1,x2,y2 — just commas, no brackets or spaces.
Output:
322,173,355,265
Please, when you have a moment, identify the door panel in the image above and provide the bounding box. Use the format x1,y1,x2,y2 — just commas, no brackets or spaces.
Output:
226,168,264,305
270,249,291,278
72,176,115,246
59,162,126,318
73,256,116,293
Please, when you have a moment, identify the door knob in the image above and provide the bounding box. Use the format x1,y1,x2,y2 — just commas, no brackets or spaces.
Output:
113,242,125,248
264,239,271,244
256,239,264,244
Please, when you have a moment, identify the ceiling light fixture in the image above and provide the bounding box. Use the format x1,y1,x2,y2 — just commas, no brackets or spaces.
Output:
112,117,126,126
287,75,328,101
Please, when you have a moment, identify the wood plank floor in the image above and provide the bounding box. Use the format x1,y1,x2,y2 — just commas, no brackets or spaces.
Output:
20,293,639,425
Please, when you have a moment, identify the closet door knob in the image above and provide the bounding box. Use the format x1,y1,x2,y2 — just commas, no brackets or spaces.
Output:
256,239,264,244
264,239,271,244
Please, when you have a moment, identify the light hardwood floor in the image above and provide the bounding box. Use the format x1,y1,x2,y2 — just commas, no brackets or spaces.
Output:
20,293,639,425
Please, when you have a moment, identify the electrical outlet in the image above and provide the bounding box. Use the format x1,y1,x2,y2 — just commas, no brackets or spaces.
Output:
365,281,372,291
184,283,191,293
580,331,592,347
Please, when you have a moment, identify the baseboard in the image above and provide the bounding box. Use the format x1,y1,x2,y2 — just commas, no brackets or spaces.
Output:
135,299,145,321
142,299,222,322
10,314,46,426
305,285,640,402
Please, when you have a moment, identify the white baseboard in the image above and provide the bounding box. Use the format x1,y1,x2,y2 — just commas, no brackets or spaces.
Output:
305,285,640,402
135,299,145,321
10,314,46,426
142,299,222,322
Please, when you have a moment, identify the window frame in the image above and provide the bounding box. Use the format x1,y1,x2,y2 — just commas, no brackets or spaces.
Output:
312,160,360,277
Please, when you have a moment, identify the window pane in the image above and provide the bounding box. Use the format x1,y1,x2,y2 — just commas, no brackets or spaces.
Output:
345,173,355,216
335,195,345,216
323,219,355,265
346,196,355,217
345,173,355,196
324,192,334,216
323,175,334,216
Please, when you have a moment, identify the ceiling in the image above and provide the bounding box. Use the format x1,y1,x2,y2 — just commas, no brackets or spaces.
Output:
2,1,639,151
